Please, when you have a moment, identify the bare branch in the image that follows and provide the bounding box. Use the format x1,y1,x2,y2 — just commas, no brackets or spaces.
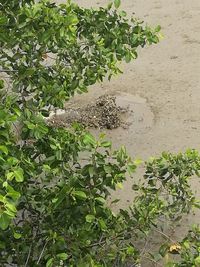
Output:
25,245,32,267
0,69,18,72
153,227,176,243
36,240,49,265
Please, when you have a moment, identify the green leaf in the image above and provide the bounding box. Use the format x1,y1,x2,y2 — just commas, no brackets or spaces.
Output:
13,167,24,182
0,80,4,89
107,2,113,9
100,141,111,148
150,252,162,262
0,145,8,155
104,165,112,174
195,256,200,265
6,202,17,214
98,218,107,231
60,27,65,37
0,213,11,230
25,122,35,130
134,159,142,165
127,164,136,174
0,156,5,162
193,200,200,209
14,232,22,239
57,253,68,260
126,245,135,255
86,214,95,223
0,14,8,25
73,191,87,200
159,243,169,257
50,144,57,150
89,166,95,177
46,258,53,267
0,195,4,203
67,15,79,25
6,185,21,201
2,181,8,188
125,51,132,63
13,108,21,116
182,240,190,249
132,184,140,191
155,25,161,32
6,172,14,181
95,197,106,205
0,240,5,249
83,133,96,146
120,10,127,17
52,198,58,203
114,0,121,8
116,182,123,189
111,199,120,204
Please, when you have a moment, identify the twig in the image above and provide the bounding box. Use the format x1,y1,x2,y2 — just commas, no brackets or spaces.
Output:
0,69,18,72
12,123,21,139
140,237,150,256
25,244,32,267
25,227,38,267
46,55,57,60
143,255,163,267
0,75,10,79
36,240,49,265
153,228,176,243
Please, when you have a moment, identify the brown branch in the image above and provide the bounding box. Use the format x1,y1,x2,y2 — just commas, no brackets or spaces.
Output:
143,255,163,267
140,237,150,256
153,227,176,243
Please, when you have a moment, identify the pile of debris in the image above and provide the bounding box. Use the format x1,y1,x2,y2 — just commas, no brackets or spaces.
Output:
49,95,128,129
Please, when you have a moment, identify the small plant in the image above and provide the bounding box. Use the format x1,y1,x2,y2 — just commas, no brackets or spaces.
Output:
0,0,200,266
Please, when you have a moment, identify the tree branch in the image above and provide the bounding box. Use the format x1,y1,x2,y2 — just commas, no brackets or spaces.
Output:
37,240,49,265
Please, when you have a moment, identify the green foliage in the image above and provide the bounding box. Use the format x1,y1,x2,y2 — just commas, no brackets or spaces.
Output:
0,0,199,266
114,0,121,9
151,225,200,266
0,0,160,110
177,225,200,266
144,150,200,218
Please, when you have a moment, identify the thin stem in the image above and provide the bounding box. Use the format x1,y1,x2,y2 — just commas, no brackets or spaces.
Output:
143,255,163,267
140,237,150,256
0,69,18,72
25,244,32,267
153,227,176,243
37,240,49,265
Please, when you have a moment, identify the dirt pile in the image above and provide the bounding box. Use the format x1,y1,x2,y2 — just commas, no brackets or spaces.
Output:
80,95,123,129
49,95,128,129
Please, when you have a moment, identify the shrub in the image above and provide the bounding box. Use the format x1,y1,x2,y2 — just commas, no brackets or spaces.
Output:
0,0,199,266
